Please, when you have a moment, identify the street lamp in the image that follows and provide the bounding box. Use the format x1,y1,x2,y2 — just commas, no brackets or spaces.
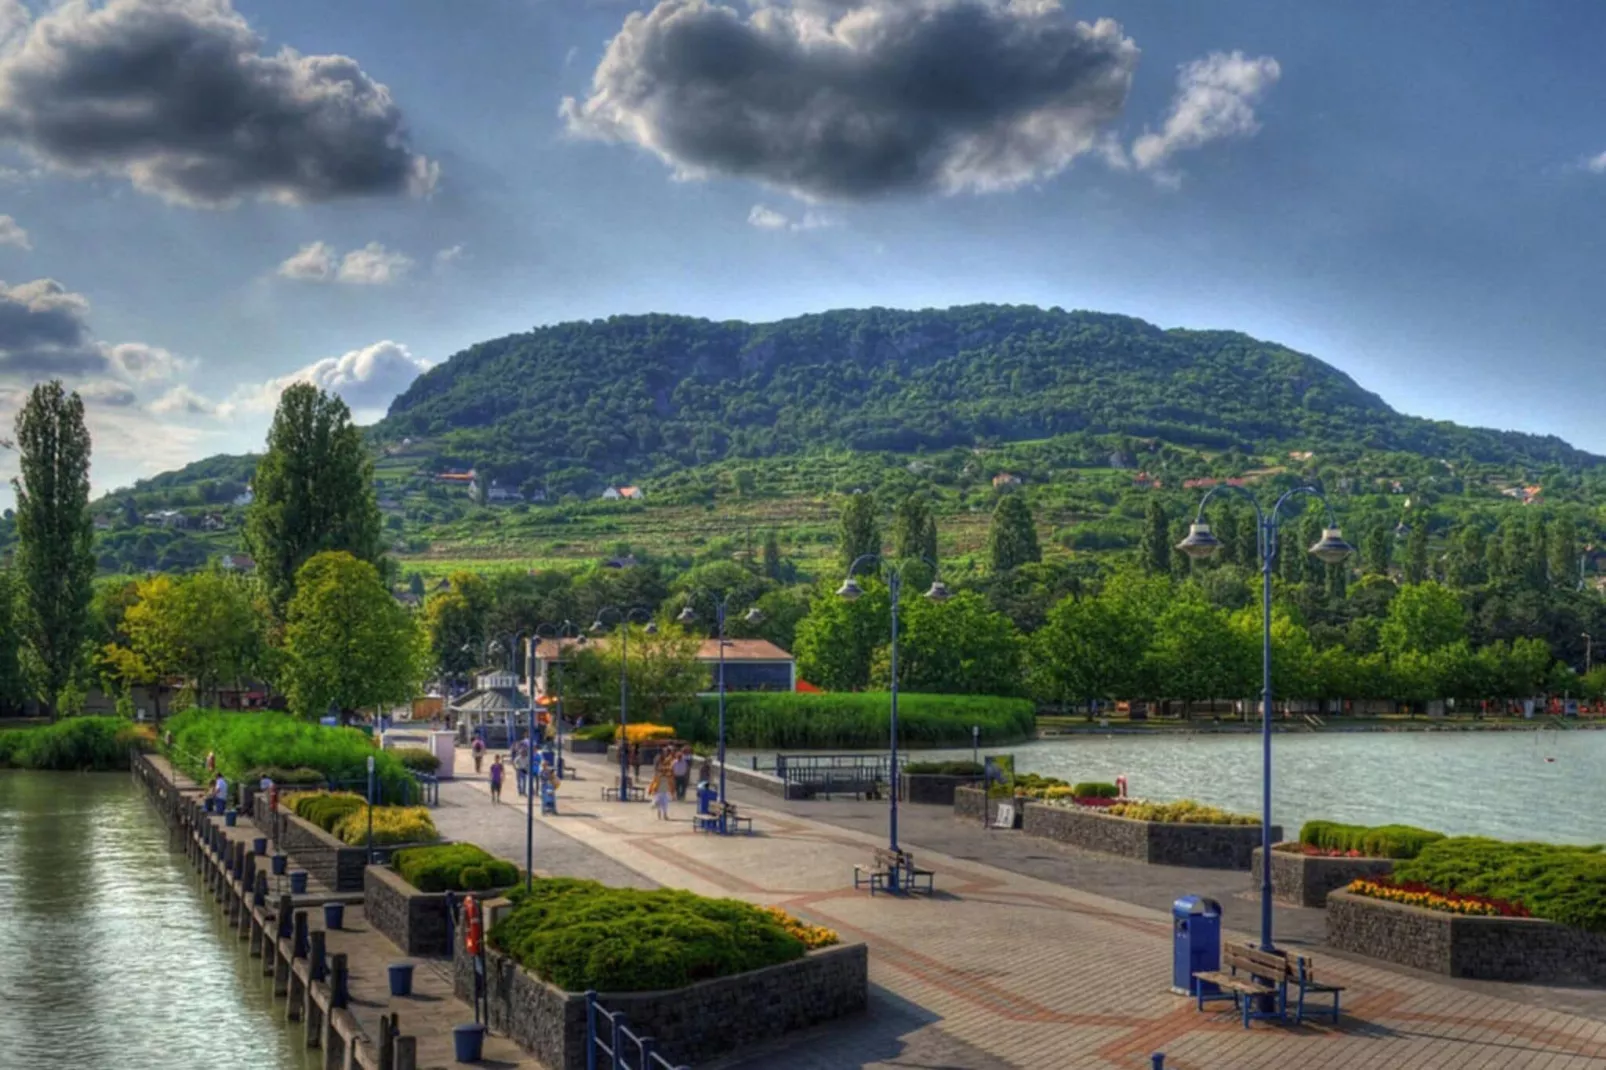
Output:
533,621,581,780
837,555,951,855
592,606,657,799
365,754,376,864
678,596,765,832
1177,486,1352,952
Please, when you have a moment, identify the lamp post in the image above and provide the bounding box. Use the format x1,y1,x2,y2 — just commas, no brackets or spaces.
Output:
534,621,580,780
678,595,765,833
365,754,376,864
1176,487,1352,952
1584,632,1593,675
592,606,657,799
837,555,951,854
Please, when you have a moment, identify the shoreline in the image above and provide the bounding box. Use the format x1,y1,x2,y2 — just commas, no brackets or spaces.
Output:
1035,718,1606,737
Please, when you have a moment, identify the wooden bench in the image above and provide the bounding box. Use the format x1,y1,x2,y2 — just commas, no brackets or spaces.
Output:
1193,943,1344,1027
600,784,645,802
853,847,935,895
696,800,753,835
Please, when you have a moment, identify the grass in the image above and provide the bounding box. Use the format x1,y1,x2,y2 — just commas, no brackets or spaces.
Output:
166,709,413,799
668,692,1035,749
0,716,151,771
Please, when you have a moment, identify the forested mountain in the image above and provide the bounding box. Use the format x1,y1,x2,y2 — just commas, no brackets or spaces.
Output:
379,305,1598,484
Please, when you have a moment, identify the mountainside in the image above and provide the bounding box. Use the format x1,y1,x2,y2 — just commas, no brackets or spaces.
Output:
379,304,1598,483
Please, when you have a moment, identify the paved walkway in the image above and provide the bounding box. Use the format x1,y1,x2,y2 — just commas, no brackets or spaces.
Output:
441,749,1606,1069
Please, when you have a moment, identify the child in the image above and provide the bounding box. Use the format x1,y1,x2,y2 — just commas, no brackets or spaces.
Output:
652,768,672,821
471,735,486,773
489,756,504,804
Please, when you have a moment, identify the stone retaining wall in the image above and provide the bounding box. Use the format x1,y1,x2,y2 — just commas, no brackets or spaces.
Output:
249,795,420,892
454,926,867,1069
1251,846,1394,907
1327,890,1606,983
1021,803,1278,870
953,785,1022,826
366,865,516,957
905,774,982,806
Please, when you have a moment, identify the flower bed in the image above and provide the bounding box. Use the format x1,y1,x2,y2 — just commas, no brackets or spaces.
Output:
1392,838,1606,933
1252,843,1395,908
1022,801,1277,870
1105,799,1258,825
1347,878,1528,918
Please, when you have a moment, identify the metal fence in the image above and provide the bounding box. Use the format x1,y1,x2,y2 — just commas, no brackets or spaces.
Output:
750,752,909,794
585,992,691,1070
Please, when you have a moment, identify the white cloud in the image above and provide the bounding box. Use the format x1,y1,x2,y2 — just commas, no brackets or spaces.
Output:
226,340,431,420
0,213,28,249
105,341,186,383
277,241,413,284
747,204,789,230
1131,51,1281,176
148,384,218,417
1585,152,1606,175
76,379,138,407
748,203,838,232
434,243,465,266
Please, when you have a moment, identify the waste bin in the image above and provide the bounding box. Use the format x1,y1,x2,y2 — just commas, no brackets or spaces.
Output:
697,784,717,816
1171,896,1222,996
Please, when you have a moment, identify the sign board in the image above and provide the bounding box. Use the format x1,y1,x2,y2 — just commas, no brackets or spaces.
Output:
992,803,1016,829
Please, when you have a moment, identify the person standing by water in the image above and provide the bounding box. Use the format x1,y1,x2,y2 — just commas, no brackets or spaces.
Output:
514,742,529,797
471,735,485,774
212,772,229,810
671,747,691,802
488,755,504,804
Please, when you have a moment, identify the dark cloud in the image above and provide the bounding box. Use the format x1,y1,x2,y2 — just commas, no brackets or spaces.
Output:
0,0,437,207
77,380,140,407
562,0,1138,200
0,278,107,374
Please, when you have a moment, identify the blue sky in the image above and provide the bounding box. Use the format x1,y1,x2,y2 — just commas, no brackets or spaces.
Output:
2,0,1605,493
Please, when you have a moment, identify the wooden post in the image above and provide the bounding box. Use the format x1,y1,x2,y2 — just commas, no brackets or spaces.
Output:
394,1036,417,1070
378,1013,394,1070
330,953,349,1009
308,930,328,982
293,909,309,959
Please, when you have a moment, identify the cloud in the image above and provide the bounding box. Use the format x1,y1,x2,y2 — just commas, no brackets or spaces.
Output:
0,214,28,249
0,277,104,373
105,342,186,383
1130,51,1280,175
227,340,431,419
1585,152,1606,175
148,384,218,417
434,244,466,267
277,241,413,284
0,0,438,208
747,203,836,231
76,379,139,407
562,0,1138,201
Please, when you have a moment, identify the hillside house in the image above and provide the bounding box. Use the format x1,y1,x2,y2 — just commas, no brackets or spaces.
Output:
92,514,114,531
437,470,476,488
602,485,645,501
992,473,1022,489
530,637,796,697
232,488,254,507
1133,472,1162,489
484,482,521,504
146,510,188,529
1501,485,1543,505
201,514,227,531
220,553,255,572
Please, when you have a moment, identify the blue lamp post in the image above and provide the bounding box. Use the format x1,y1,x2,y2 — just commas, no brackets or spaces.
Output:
837,555,951,854
591,606,657,799
678,595,765,833
365,754,376,864
1176,486,1352,951
533,621,581,779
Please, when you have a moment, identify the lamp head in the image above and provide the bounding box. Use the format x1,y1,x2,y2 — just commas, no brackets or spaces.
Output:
836,577,864,601
923,579,953,603
1176,521,1223,560
743,606,765,625
590,619,606,634
644,620,659,636
676,605,697,624
1309,526,1355,565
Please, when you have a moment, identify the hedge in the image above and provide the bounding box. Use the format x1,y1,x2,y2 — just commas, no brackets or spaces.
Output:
291,792,367,832
165,709,412,799
904,760,983,776
1393,838,1606,933
668,692,1035,749
0,717,150,771
331,805,438,847
1072,782,1120,798
393,844,519,892
491,878,808,992
391,747,441,775
1299,821,1444,860
243,765,326,787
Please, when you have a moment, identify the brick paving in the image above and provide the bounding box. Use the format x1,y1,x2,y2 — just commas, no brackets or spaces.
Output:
444,748,1606,1069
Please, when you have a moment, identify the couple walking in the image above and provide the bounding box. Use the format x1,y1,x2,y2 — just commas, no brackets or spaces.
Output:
648,745,700,820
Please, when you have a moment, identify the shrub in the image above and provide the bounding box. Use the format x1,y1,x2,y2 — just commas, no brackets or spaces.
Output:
904,760,983,776
164,709,411,800
331,805,438,847
291,792,366,832
1071,782,1120,799
245,766,326,787
573,723,618,743
393,844,520,893
668,692,1035,749
1299,820,1444,860
0,717,138,771
1393,837,1606,933
490,878,812,992
999,772,1070,799
620,723,675,744
1107,799,1258,825
391,747,441,774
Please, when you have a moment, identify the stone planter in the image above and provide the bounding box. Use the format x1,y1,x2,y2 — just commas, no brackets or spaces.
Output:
1251,845,1394,907
454,924,868,1069
1021,802,1279,870
1327,889,1606,983
568,738,609,754
953,785,1022,827
366,865,516,956
904,774,983,806
250,796,431,892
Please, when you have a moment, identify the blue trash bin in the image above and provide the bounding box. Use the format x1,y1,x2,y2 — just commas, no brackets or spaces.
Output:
324,902,345,930
1171,896,1222,996
697,785,716,816
453,1023,485,1063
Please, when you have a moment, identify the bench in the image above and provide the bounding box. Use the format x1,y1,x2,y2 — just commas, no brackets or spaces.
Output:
695,800,754,835
853,847,935,896
600,784,645,802
1193,943,1344,1027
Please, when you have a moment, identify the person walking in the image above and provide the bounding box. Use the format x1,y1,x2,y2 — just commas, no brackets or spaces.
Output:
471,736,485,774
630,743,643,784
514,743,529,797
489,755,504,804
671,747,690,802
652,764,672,820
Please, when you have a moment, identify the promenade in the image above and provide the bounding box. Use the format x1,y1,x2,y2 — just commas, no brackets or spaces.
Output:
436,748,1606,1069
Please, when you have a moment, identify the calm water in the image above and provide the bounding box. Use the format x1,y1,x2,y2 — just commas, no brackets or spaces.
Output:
737,730,1606,844
0,771,317,1070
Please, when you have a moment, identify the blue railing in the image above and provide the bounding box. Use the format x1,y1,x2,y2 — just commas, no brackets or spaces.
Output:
585,991,691,1070
409,771,440,807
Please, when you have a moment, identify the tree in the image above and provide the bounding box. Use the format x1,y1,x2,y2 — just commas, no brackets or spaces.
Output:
0,572,28,714
1404,521,1430,584
559,624,703,725
407,572,426,598
1380,581,1466,658
988,494,1041,573
1362,523,1391,577
794,580,890,691
423,573,491,679
892,494,938,565
870,590,1022,695
1144,599,1244,712
1030,592,1144,711
1548,515,1579,590
1139,499,1170,575
762,531,783,581
838,493,880,574
104,571,263,718
283,552,425,721
246,384,384,616
13,381,94,717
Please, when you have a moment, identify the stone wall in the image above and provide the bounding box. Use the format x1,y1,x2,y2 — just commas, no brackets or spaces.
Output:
953,785,1021,827
1020,803,1278,870
366,865,452,957
1327,890,1606,983
455,931,868,1069
905,775,982,806
1251,846,1394,908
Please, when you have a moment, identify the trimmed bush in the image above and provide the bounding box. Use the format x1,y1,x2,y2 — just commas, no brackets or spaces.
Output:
164,709,412,800
1393,838,1606,933
394,844,519,893
573,723,617,742
291,792,366,832
331,805,438,847
245,766,326,787
905,760,984,776
1299,820,1444,860
995,772,1069,799
0,717,144,771
1071,782,1120,799
490,878,816,992
391,747,441,775
1106,799,1258,825
668,692,1034,749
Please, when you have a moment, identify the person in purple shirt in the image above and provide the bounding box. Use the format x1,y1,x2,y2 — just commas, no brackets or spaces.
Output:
488,756,504,804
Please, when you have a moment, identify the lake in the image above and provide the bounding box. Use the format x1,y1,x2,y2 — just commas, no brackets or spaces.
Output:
736,729,1606,844
0,771,316,1069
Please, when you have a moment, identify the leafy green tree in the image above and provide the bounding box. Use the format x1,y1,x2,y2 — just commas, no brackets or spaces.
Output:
424,572,491,678
667,560,767,630
987,494,1040,573
869,590,1021,695
1380,581,1466,658
1363,523,1392,576
559,624,703,724
283,552,425,721
838,493,880,574
13,381,94,718
1548,515,1579,589
0,571,28,714
1229,604,1316,700
1445,525,1487,587
407,572,426,598
891,494,938,565
1144,599,1243,711
1139,499,1170,575
1404,521,1430,584
1030,592,1145,711
762,531,783,581
794,580,890,691
246,384,383,616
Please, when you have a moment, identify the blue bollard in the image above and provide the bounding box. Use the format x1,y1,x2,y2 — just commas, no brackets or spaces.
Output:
1152,1055,1166,1070
453,1023,485,1063
388,962,415,997
271,854,287,876
324,902,345,930
225,809,237,827
252,837,267,855
289,871,308,895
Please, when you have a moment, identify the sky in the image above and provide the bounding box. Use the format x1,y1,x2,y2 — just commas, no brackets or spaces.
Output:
2,0,1606,495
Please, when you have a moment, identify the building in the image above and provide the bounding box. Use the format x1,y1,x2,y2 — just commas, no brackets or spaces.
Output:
992,473,1021,489
92,514,114,531
437,470,476,486
485,482,521,504
529,637,797,697
201,513,228,531
232,488,254,507
146,509,188,529
220,553,255,572
602,485,645,501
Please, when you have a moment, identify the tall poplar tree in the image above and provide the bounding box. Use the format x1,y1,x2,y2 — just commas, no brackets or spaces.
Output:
246,384,383,616
1139,499,1170,575
988,494,1041,573
13,381,94,718
838,492,881,573
892,494,938,564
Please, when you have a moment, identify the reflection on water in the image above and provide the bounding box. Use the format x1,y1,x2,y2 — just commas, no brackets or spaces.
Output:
0,771,317,1070
736,729,1606,843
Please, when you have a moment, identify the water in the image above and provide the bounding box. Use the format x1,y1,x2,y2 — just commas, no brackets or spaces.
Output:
735,730,1606,844
0,771,317,1070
